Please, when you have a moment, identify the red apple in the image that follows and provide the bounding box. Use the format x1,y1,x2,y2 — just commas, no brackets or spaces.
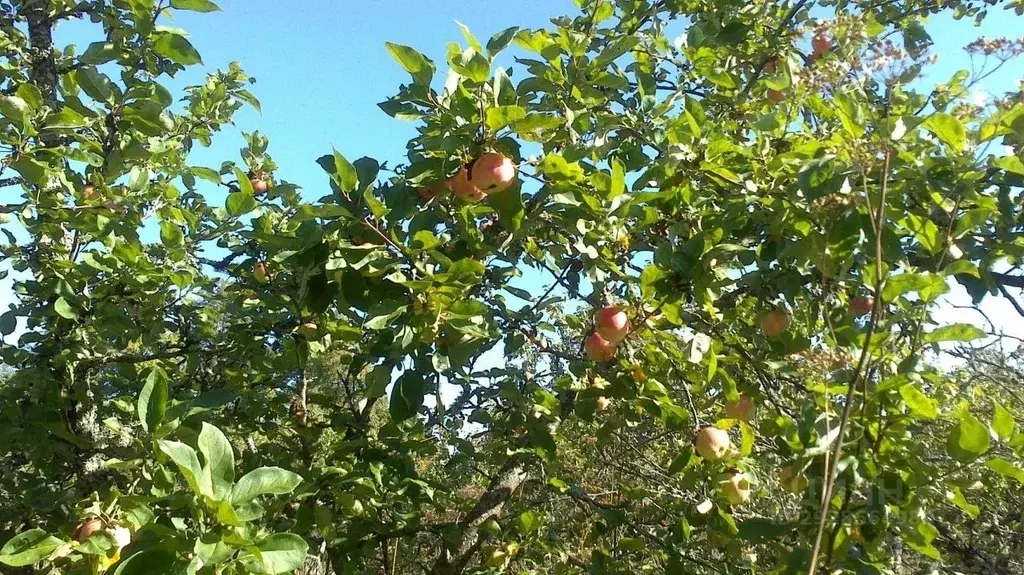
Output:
594,305,630,343
694,427,732,460
767,89,785,103
724,394,756,422
584,332,616,362
759,309,789,337
470,152,517,194
721,472,751,505
449,166,486,203
251,178,270,195
848,295,873,317
254,262,270,284
812,32,831,56
73,517,104,541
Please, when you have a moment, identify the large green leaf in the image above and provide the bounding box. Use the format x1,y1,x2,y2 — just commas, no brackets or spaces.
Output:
231,467,304,505
153,32,203,65
238,534,309,575
137,367,169,433
77,68,118,103
0,96,31,126
389,370,425,421
0,529,64,567
992,401,1015,440
899,383,937,419
923,113,966,152
385,42,435,86
226,191,258,217
986,457,1024,484
331,148,358,194
922,323,985,343
80,42,119,65
946,414,990,462
198,423,235,501
158,440,203,497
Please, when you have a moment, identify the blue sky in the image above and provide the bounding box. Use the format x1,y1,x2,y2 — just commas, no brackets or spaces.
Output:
3,1,1023,351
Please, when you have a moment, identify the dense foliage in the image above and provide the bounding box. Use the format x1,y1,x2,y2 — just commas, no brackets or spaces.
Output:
1,0,1024,573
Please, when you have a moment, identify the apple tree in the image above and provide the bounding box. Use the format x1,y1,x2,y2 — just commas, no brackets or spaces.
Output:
2,0,1024,573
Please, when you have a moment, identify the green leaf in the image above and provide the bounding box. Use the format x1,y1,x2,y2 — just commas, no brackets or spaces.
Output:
77,68,117,103
517,510,542,533
170,0,220,11
882,272,948,302
594,36,638,67
138,367,169,433
0,310,16,336
455,20,483,54
946,486,979,519
160,221,184,248
609,158,626,199
80,42,119,65
231,467,304,505
489,182,525,232
112,549,178,575
198,422,235,502
986,457,1024,484
385,42,435,86
44,107,88,129
923,113,966,152
365,364,392,399
668,446,694,475
226,191,257,217
486,26,520,57
332,148,358,193
0,529,64,567
0,96,31,126
737,518,798,544
238,533,309,575
195,534,233,564
485,105,527,131
905,213,942,254
993,401,1015,441
922,323,985,343
153,32,203,65
993,155,1024,176
190,167,222,184
946,413,990,462
159,440,203,497
447,45,490,83
899,383,937,419
389,370,425,421
54,297,77,319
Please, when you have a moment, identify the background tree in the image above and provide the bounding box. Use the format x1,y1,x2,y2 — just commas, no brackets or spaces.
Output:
2,0,1024,574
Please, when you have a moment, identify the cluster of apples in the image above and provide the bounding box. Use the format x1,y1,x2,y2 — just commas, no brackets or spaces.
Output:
418,152,517,203
693,394,758,505
584,305,631,362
